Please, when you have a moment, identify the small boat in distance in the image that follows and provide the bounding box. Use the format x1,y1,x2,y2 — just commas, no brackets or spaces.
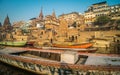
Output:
52,43,93,49
26,40,36,46
0,41,27,47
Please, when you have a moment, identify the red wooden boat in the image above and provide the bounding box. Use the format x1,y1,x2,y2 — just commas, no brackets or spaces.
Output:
27,40,35,46
52,43,93,48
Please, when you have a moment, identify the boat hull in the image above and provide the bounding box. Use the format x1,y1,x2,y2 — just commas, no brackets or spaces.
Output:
0,54,120,75
42,47,97,53
0,41,27,47
0,47,120,75
26,40,35,46
52,43,93,48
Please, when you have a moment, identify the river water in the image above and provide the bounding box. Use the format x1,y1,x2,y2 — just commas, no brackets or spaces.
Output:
0,61,40,75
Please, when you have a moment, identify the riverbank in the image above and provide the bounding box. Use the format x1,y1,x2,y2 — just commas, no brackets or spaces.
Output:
78,30,120,42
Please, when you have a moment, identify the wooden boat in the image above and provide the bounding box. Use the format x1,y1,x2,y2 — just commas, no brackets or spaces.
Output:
52,43,93,48
42,47,97,53
26,40,35,46
0,47,120,75
0,41,27,47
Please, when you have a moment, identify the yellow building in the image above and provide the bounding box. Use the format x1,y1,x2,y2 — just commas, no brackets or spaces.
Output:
84,11,95,25
44,11,60,41
59,12,86,31
109,4,120,20
92,1,109,16
84,1,109,25
59,12,81,25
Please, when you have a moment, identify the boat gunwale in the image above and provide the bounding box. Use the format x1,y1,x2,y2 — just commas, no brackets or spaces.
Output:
6,47,120,57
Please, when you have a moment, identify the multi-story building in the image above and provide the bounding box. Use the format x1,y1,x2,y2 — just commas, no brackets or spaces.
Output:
12,21,26,30
84,1,120,25
43,11,60,41
92,1,109,17
59,12,85,30
84,1,109,25
58,12,86,42
109,4,120,20
84,11,95,25
110,4,120,13
59,12,80,25
44,11,59,30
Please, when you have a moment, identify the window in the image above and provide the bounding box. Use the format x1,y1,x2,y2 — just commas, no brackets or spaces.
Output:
111,10,114,12
111,7,114,9
115,6,118,8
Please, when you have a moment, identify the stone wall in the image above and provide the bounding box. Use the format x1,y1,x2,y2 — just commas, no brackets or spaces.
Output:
77,30,120,43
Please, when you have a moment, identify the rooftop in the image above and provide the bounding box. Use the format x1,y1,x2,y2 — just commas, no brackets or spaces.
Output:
93,1,107,5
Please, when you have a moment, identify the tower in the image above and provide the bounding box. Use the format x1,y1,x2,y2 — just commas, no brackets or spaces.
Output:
38,7,44,21
3,15,12,30
52,10,57,19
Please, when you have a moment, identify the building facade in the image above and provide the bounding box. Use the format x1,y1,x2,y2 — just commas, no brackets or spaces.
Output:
84,11,95,25
84,1,120,25
84,1,109,25
109,4,120,20
59,12,80,25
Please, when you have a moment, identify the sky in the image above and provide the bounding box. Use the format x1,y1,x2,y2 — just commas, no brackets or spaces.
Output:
0,0,120,24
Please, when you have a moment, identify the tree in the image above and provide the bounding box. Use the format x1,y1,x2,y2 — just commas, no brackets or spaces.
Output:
94,16,111,26
116,19,120,30
117,19,120,25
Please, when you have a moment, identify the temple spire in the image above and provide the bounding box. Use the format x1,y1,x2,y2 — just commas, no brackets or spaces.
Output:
3,15,11,27
3,15,12,30
39,7,43,20
52,9,56,19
